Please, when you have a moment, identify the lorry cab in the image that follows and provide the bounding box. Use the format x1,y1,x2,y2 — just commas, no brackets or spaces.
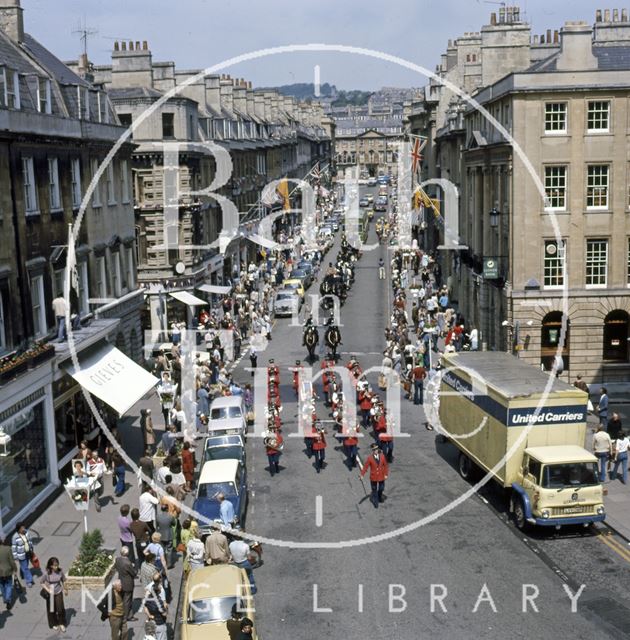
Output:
513,446,605,529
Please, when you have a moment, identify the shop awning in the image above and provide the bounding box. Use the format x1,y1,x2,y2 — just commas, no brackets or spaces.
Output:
62,344,159,416
169,291,207,306
197,284,232,295
247,234,278,250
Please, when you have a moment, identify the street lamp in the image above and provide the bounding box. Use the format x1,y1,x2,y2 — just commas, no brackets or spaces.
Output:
489,207,501,228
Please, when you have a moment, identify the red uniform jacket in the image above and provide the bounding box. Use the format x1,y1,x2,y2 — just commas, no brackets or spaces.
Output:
375,414,387,432
359,393,372,411
361,453,389,481
312,433,327,450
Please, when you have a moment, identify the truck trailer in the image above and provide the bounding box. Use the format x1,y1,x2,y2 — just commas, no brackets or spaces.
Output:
435,352,605,530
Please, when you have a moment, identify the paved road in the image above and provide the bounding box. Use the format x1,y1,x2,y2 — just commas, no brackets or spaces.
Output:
231,185,630,639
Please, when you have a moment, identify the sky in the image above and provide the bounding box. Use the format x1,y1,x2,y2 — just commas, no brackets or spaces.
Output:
20,0,617,90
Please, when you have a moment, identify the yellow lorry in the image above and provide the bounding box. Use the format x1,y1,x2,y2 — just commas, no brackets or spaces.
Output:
437,352,605,530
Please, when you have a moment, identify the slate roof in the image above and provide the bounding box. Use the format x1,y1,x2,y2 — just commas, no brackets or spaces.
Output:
108,86,163,100
527,44,630,73
22,33,89,86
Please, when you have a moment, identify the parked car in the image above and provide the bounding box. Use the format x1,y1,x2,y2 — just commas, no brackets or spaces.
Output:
366,194,374,203
181,564,257,639
274,288,301,317
193,459,248,535
282,278,305,301
359,197,369,208
289,268,313,289
202,434,246,467
297,260,314,277
367,177,377,186
208,396,247,439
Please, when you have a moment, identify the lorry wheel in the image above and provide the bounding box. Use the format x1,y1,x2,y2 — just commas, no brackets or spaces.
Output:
458,453,474,481
511,496,527,531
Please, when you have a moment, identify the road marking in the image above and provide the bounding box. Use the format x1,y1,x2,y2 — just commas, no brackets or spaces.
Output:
598,530,630,564
315,495,323,527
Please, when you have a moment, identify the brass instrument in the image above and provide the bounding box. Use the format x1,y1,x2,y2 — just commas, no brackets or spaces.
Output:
263,435,284,452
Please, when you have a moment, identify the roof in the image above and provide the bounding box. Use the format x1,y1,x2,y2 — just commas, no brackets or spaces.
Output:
527,45,630,74
198,459,240,485
525,445,597,464
22,33,89,86
443,352,584,399
108,86,163,99
210,396,244,409
203,434,244,449
185,563,246,599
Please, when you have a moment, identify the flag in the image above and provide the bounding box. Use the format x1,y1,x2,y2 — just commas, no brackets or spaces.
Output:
276,178,290,211
410,135,427,175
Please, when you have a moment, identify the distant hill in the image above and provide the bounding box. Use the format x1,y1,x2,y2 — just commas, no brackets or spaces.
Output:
264,83,373,106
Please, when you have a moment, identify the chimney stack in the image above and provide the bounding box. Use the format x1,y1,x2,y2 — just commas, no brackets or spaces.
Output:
557,21,597,71
0,0,24,43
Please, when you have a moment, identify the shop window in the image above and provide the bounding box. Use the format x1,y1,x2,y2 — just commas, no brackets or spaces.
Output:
540,311,570,371
0,401,50,525
603,310,629,362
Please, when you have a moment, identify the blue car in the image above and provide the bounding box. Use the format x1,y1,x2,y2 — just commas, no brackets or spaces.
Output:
193,459,248,535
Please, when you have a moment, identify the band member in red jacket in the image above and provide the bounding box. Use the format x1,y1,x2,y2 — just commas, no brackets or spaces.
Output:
342,423,360,469
312,427,327,473
267,358,280,387
359,389,373,428
360,442,389,508
378,416,394,463
265,425,283,477
292,360,303,398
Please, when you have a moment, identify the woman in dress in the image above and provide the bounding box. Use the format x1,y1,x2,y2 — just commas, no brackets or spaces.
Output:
181,442,196,493
41,557,67,632
141,409,156,454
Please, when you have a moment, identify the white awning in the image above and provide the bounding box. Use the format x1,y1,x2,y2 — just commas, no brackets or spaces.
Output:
248,234,278,250
169,291,207,306
62,344,159,416
197,284,232,295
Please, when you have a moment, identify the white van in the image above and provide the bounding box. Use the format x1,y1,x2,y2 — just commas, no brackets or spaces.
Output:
208,396,247,439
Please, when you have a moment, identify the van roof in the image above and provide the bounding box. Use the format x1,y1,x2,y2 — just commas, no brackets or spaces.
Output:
525,445,597,464
443,352,585,400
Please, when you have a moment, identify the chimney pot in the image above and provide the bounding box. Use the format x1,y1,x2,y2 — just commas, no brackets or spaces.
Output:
128,40,133,50
248,81,252,89
540,33,545,44
533,34,539,44
490,12,497,25
623,8,629,21
596,9,603,22
554,30,559,43
143,40,148,50
547,29,552,42
114,41,119,51
135,41,140,50
121,41,127,51
604,9,611,21
613,8,619,21
499,7,505,22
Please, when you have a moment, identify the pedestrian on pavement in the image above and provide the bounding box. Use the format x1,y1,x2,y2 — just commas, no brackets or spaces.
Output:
0,536,17,610
11,522,34,588
87,449,105,511
155,505,175,570
573,375,589,395
139,485,160,534
592,425,613,482
139,552,158,590
186,529,205,572
229,532,257,594
360,443,389,508
118,504,136,565
143,572,168,640
40,557,67,632
607,413,623,441
145,533,167,575
140,409,156,454
112,448,127,497
129,508,151,569
611,431,629,484
138,449,155,486
597,387,609,427
237,617,255,640
114,546,137,622
106,579,129,640
181,442,196,492
218,492,235,528
204,527,231,565
412,361,427,405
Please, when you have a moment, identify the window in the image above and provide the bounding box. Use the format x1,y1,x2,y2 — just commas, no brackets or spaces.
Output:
71,158,82,208
111,252,121,297
162,113,175,138
37,77,51,114
543,240,566,289
48,157,61,210
604,310,629,361
97,91,109,124
22,156,38,214
544,166,567,210
30,274,46,337
545,103,567,133
120,159,130,203
53,269,64,298
586,165,609,209
2,69,20,109
77,86,90,120
627,238,630,286
106,162,116,204
540,311,570,371
587,100,610,131
77,261,89,315
91,158,101,207
585,239,608,287
126,246,135,289
95,256,107,299
0,291,6,351
119,113,132,129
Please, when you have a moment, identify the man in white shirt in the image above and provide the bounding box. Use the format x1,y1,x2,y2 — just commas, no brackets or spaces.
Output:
229,533,256,594
592,425,613,483
52,295,67,342
139,488,159,533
